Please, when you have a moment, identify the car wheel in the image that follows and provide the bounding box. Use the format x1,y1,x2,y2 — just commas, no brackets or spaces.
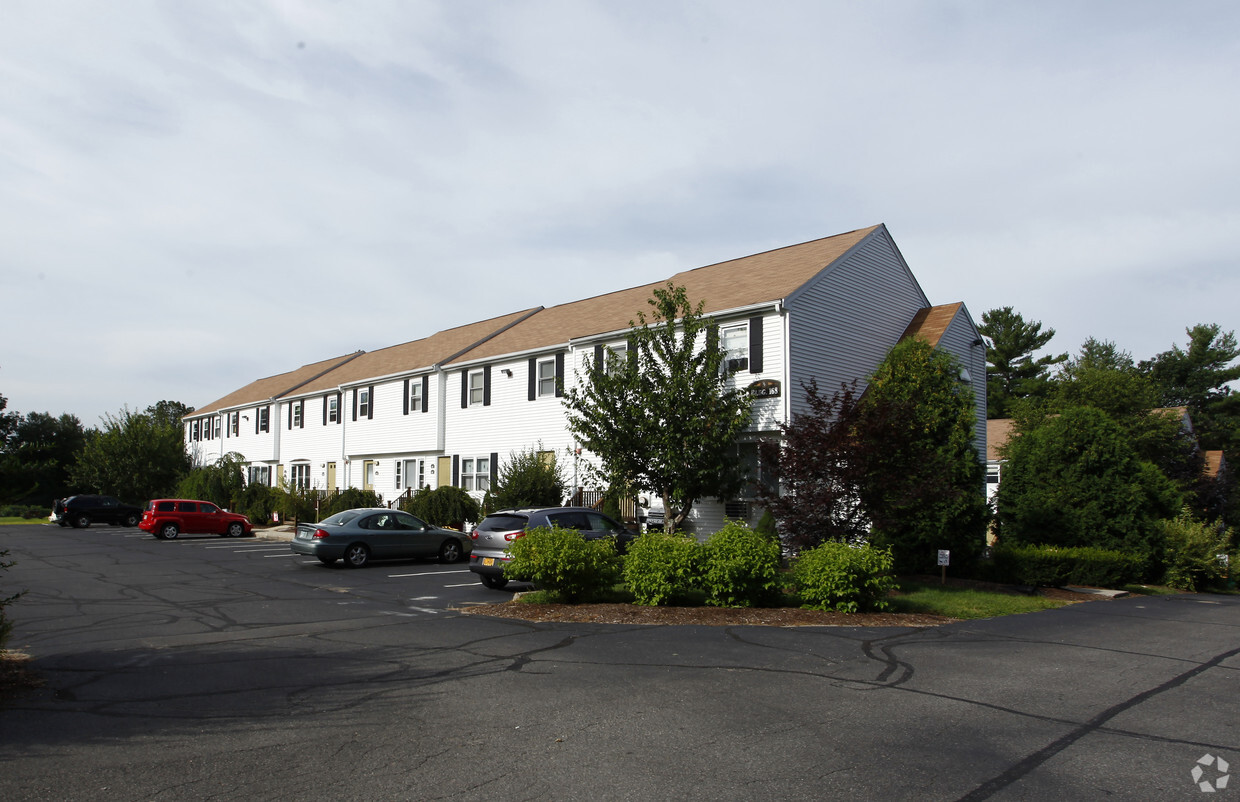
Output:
480,574,508,590
343,543,370,568
160,524,179,540
317,556,337,566
439,539,463,564
73,514,91,529
121,513,140,528
227,522,244,537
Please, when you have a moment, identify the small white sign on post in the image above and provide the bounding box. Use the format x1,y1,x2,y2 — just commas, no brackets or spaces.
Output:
938,549,950,584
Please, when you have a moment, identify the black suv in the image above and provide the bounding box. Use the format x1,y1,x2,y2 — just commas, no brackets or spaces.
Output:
52,495,144,529
468,507,638,589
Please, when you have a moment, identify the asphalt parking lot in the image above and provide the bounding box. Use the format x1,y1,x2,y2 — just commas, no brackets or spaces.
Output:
1,522,1238,801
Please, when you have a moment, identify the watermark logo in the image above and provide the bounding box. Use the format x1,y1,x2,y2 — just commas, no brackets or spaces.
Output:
1192,754,1230,793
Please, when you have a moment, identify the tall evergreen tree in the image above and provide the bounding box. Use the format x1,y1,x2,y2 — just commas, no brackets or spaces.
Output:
1140,324,1240,454
978,307,1067,418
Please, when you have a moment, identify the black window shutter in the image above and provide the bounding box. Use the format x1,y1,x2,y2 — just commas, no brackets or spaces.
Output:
461,371,468,409
483,366,492,406
452,455,460,486
322,396,328,426
403,379,410,415
555,352,565,397
749,316,764,373
299,401,305,429
706,324,719,354
490,452,498,487
287,404,292,430
335,393,342,425
594,344,604,376
255,407,260,435
367,385,375,419
421,376,429,413
352,389,358,421
528,358,537,401
628,335,638,369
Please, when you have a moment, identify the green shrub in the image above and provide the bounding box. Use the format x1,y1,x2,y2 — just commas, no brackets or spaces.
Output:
755,509,779,545
323,487,383,517
700,520,782,607
1159,510,1235,592
482,445,567,513
234,482,277,525
985,543,1143,588
793,542,896,612
504,524,621,602
0,505,48,520
401,486,481,530
623,531,704,605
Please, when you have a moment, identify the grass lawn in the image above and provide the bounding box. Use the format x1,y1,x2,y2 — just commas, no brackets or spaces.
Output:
0,517,46,526
887,581,1068,619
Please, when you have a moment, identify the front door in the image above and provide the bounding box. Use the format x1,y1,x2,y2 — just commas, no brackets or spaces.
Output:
437,456,451,489
326,462,337,493
363,460,375,491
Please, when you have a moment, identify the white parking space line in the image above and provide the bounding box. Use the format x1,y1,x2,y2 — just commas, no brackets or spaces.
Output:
443,582,479,588
386,569,472,578
263,554,300,558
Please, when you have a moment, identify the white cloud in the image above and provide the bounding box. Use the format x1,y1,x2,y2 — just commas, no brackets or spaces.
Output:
2,0,1237,422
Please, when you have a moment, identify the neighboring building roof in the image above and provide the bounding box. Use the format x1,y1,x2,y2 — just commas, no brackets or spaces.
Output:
1204,450,1226,479
190,352,366,417
293,308,542,395
986,418,1016,462
900,302,965,348
444,225,882,365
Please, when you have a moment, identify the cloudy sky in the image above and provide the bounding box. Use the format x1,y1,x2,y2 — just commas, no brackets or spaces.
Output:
3,1,1237,426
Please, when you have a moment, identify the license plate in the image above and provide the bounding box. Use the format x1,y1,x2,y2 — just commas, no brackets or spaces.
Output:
482,557,495,567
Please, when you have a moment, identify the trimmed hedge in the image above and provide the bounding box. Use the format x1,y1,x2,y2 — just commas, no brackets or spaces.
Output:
701,521,782,607
623,531,703,606
504,524,621,602
984,544,1142,588
793,542,895,613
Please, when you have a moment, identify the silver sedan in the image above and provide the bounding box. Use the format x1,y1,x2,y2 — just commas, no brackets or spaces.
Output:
291,508,472,568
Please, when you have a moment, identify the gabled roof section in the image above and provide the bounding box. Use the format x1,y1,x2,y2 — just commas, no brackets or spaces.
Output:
1204,450,1226,479
294,308,542,394
899,303,965,348
986,418,1016,462
445,225,882,364
190,352,366,417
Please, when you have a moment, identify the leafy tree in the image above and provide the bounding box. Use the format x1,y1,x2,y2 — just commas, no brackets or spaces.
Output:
0,411,86,505
978,307,1067,418
176,452,247,509
1140,324,1240,455
69,402,194,504
995,406,1181,575
564,283,752,532
760,338,989,573
0,547,22,651
483,444,567,512
757,380,871,551
855,338,990,574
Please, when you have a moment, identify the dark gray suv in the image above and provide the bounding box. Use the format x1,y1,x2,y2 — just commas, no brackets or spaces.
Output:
468,507,638,589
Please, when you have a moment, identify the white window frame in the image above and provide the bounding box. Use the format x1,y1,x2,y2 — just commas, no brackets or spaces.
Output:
460,456,491,492
259,407,269,433
290,464,310,490
358,388,371,418
722,323,749,372
604,343,628,376
468,370,485,406
229,412,238,437
248,465,270,486
292,402,303,428
537,358,557,397
409,379,422,412
328,396,339,423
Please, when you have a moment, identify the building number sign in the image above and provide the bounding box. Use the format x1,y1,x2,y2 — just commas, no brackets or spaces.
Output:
748,379,781,399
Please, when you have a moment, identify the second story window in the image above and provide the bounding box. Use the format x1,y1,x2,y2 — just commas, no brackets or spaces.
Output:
292,401,303,429
229,412,238,437
258,406,269,433
722,324,749,373
537,358,556,397
358,388,370,418
469,370,485,406
409,379,422,412
328,395,339,423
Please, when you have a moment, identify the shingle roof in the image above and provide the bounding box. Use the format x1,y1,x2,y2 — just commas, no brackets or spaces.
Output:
1204,450,1226,478
900,303,964,348
190,352,366,417
444,225,881,364
986,418,1016,462
293,308,542,395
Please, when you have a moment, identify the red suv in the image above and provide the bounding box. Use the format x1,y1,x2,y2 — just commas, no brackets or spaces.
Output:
140,499,254,540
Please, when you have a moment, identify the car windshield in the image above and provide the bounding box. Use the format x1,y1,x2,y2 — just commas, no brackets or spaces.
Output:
320,510,363,526
476,514,528,532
